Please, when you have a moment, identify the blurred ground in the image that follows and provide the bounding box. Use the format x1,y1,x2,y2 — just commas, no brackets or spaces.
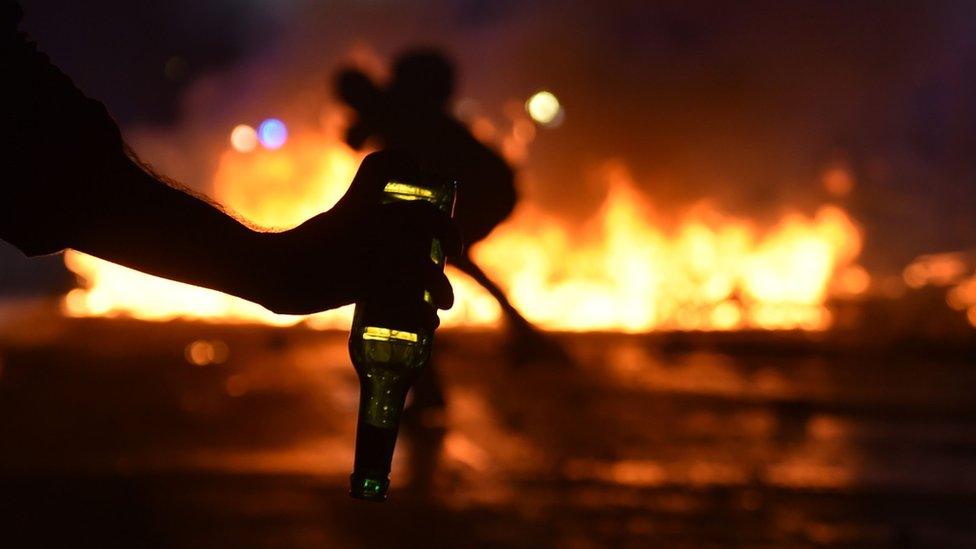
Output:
1,306,976,547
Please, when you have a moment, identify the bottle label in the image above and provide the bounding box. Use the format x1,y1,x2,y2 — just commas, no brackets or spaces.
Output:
361,326,419,342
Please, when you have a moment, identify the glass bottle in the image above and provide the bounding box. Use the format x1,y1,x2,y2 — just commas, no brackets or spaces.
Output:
348,177,457,501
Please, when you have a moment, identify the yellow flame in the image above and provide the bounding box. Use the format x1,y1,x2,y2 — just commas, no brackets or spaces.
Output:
470,163,861,331
213,131,360,229
63,128,864,332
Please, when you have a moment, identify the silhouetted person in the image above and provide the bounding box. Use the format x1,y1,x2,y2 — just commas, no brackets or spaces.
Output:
336,50,570,428
336,50,556,351
1,3,458,325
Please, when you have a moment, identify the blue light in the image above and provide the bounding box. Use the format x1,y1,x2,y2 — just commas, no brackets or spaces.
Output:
257,118,288,149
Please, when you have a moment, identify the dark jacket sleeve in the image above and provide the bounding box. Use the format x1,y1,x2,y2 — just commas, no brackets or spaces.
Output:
1,0,126,256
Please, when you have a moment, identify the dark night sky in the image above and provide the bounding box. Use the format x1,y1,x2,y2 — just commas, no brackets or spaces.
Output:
4,0,976,294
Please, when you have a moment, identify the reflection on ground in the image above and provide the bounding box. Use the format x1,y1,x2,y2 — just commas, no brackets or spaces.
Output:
1,313,975,546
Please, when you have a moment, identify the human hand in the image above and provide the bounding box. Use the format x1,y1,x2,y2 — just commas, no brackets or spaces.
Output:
254,151,461,324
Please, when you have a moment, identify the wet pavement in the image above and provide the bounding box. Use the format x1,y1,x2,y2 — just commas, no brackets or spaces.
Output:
1,312,976,547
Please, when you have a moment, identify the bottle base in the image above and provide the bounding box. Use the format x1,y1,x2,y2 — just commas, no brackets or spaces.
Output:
349,473,390,501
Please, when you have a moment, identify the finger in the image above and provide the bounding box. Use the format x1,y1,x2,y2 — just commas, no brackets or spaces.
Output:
377,255,430,301
359,297,441,332
431,210,462,257
343,150,421,205
389,299,442,331
419,302,441,331
424,263,455,310
387,201,462,257
400,301,441,332
376,248,452,309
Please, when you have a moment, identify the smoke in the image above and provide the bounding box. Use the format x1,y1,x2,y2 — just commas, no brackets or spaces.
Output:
38,0,976,272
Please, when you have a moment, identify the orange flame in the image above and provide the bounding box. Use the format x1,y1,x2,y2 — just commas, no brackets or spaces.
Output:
472,163,863,331
63,128,865,332
903,251,976,328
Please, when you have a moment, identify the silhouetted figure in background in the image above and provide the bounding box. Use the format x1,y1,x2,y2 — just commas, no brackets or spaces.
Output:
336,50,561,359
335,50,569,436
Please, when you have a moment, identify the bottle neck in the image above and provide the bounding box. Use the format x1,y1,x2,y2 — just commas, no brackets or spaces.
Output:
350,421,400,501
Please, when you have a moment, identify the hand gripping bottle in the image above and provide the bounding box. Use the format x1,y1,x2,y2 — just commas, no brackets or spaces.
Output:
348,177,457,501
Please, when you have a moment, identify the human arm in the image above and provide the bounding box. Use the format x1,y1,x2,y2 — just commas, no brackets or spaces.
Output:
1,7,457,320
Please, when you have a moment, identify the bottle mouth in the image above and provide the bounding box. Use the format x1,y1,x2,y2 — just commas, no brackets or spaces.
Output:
349,472,390,501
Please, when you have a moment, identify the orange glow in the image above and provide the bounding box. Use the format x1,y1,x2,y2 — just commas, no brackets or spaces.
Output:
903,253,968,288
951,276,976,327
902,251,976,328
214,131,360,229
225,374,248,397
63,126,865,332
185,339,229,366
833,265,871,296
822,166,854,196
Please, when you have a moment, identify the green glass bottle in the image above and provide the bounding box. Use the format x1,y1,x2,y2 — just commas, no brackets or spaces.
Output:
348,177,457,501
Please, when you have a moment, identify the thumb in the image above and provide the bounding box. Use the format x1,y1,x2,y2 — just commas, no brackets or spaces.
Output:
340,150,421,207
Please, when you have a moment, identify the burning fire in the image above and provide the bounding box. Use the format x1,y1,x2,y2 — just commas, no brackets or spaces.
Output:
903,251,976,328
475,163,863,331
62,121,866,332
